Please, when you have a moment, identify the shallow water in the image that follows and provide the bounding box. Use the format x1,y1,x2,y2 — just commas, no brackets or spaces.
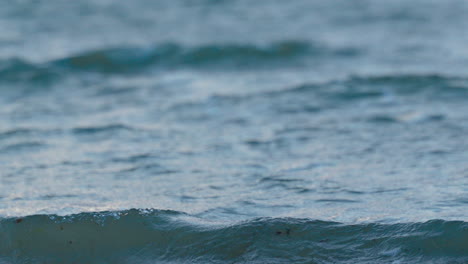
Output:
1,0,467,263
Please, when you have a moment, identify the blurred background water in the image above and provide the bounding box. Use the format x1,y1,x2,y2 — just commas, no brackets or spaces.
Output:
0,0,467,263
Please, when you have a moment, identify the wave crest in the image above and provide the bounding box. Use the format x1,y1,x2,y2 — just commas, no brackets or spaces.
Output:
1,209,466,263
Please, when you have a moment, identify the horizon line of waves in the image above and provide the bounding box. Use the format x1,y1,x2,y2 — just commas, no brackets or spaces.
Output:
0,40,361,82
0,209,466,263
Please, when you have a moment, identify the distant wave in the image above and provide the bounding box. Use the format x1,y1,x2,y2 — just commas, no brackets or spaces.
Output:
168,73,468,119
177,74,468,104
71,124,134,135
281,74,468,99
0,41,360,82
54,41,313,72
0,209,466,263
0,58,58,84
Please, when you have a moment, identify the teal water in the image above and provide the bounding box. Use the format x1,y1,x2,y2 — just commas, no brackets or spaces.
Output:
1,0,468,263
1,209,467,264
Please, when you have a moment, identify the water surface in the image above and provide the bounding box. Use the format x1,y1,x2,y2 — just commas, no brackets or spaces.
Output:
0,0,467,263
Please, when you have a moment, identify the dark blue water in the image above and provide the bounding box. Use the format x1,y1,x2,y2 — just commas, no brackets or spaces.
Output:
1,1,467,263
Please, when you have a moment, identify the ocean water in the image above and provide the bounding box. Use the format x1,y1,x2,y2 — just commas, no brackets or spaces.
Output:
1,0,467,263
